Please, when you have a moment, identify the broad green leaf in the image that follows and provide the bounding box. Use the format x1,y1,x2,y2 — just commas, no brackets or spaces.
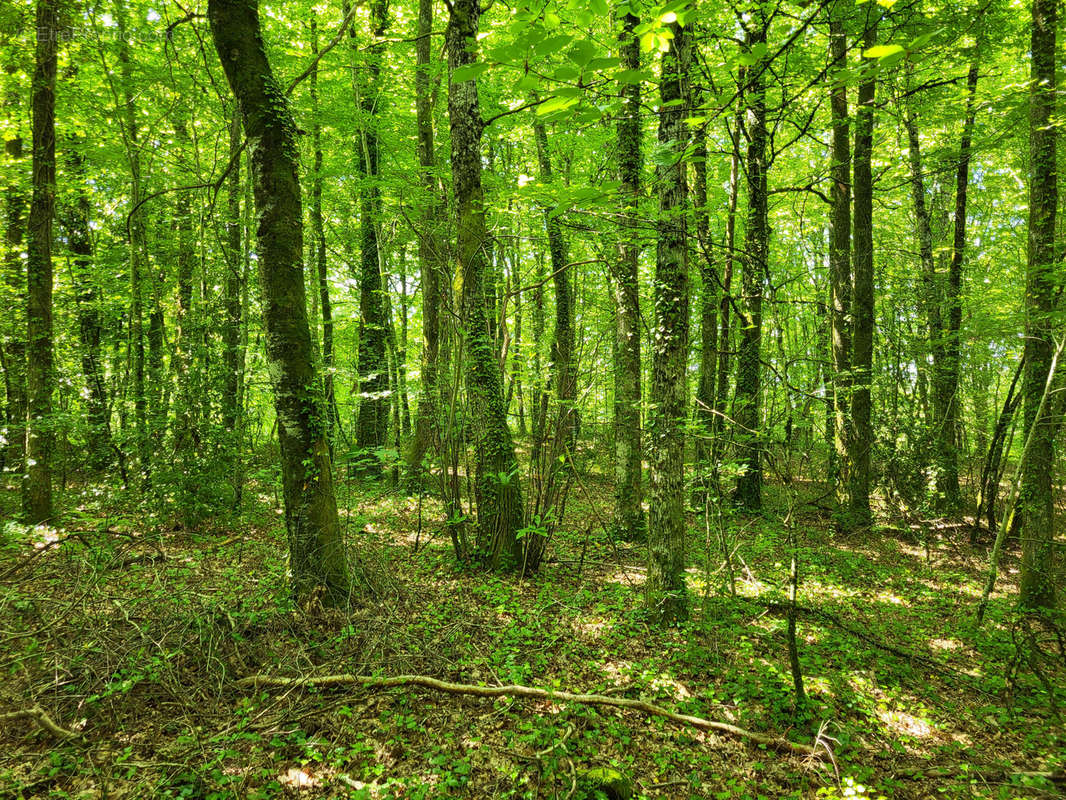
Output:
450,62,489,83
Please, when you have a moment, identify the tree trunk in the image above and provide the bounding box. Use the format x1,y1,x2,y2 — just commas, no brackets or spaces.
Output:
612,8,644,539
224,107,245,507
406,0,447,480
942,55,980,510
828,3,851,516
3,83,27,479
733,23,768,510
647,20,690,624
692,76,718,505
65,143,110,470
208,0,352,605
353,0,391,471
447,0,524,569
24,0,57,523
1018,0,1059,610
171,119,199,463
848,12,878,528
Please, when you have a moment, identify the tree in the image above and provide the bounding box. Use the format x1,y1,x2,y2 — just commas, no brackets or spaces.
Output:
1018,0,1059,610
447,0,524,568
848,10,878,528
24,0,57,523
646,18,690,624
612,7,644,540
733,18,769,510
207,0,351,605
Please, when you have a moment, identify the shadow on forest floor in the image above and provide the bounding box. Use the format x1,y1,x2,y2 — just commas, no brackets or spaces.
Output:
0,470,1062,799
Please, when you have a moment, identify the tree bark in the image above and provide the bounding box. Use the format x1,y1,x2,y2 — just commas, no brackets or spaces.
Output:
406,0,447,480
647,20,690,624
1018,0,1059,610
24,0,57,523
612,8,644,539
352,0,391,471
447,0,524,568
828,3,851,516
733,23,768,510
848,12,877,528
2,74,26,479
208,0,351,605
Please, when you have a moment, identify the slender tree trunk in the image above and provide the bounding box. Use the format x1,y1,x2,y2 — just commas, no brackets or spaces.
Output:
3,84,27,479
24,0,57,522
692,78,718,504
712,105,742,462
115,0,149,485
447,0,525,568
308,16,336,452
942,55,980,510
612,8,644,539
848,12,878,527
65,144,110,470
828,3,852,515
171,119,198,464
733,23,768,510
1018,0,1059,610
406,0,447,479
208,0,352,605
647,20,690,624
903,94,947,502
353,1,391,470
224,107,244,507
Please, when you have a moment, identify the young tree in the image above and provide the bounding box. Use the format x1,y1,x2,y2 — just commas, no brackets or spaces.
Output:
207,0,351,605
647,19,690,624
2,65,26,479
24,0,57,523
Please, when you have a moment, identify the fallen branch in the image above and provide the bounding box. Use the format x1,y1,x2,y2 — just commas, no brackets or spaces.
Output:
236,673,817,756
0,706,82,740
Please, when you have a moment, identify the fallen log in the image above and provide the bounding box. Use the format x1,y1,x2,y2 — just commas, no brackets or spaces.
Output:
0,706,82,740
236,673,818,756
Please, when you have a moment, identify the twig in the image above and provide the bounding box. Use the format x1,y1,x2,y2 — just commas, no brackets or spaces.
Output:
236,673,817,755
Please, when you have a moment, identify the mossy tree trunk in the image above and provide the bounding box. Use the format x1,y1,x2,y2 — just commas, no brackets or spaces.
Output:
1018,0,1059,610
447,0,525,569
2,73,26,479
646,19,690,624
208,0,351,605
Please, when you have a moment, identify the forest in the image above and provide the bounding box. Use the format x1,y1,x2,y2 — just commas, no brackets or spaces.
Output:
0,0,1064,795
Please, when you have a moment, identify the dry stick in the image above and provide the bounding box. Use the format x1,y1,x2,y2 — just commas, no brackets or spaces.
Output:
237,673,816,755
976,337,1066,624
0,706,82,740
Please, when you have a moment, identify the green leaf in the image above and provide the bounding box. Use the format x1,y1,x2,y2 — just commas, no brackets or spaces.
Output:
863,43,905,59
450,62,489,83
568,39,598,67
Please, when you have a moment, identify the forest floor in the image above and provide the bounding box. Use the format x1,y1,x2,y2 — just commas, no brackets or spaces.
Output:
0,465,1063,799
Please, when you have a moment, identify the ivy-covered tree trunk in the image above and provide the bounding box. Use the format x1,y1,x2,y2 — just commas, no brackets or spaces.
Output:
66,145,110,470
2,79,26,478
208,0,351,605
171,118,199,464
406,0,447,480
733,23,768,510
24,0,57,523
353,0,391,471
224,107,245,507
647,19,690,624
447,0,524,569
612,8,644,540
1018,0,1059,610
848,12,877,528
828,3,851,516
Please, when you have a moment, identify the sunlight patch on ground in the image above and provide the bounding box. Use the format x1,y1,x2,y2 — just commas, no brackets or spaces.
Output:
930,637,961,651
876,708,933,739
279,767,320,788
605,567,646,586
